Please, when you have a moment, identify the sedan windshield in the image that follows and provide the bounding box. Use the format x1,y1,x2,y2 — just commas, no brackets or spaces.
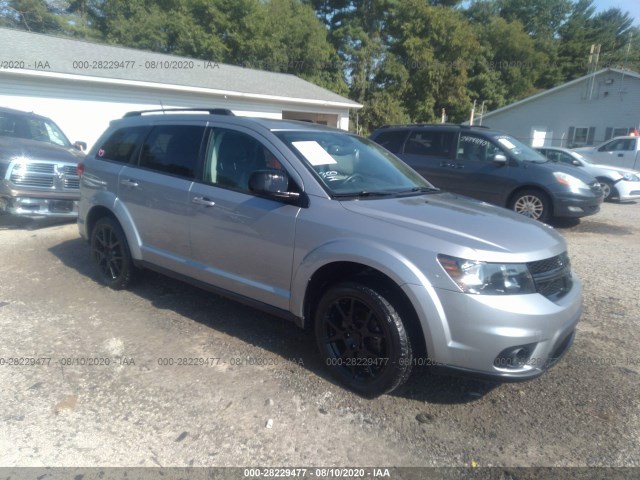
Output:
275,130,435,197
0,111,72,148
493,135,548,163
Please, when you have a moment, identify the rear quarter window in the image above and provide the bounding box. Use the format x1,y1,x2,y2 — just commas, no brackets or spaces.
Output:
97,127,149,163
371,130,408,153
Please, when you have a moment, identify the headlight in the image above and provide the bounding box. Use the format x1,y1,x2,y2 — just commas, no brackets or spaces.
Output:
553,172,590,191
621,172,640,182
438,255,536,295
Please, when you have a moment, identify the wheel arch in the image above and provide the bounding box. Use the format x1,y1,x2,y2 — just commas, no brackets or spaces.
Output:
85,199,142,260
298,259,428,359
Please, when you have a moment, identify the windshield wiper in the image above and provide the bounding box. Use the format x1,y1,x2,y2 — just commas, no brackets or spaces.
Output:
396,186,440,195
331,191,395,199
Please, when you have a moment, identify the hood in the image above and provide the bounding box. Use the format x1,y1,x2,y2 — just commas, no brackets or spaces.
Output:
589,163,640,177
340,192,565,263
0,136,84,163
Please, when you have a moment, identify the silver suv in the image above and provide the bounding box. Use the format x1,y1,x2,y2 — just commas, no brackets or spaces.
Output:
78,109,582,397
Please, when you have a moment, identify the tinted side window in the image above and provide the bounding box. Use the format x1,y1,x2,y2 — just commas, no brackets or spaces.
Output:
204,128,285,192
372,130,408,153
457,134,502,162
97,127,149,163
139,125,205,178
404,130,452,156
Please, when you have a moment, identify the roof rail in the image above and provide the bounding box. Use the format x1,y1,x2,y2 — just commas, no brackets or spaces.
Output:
377,122,482,129
123,108,235,118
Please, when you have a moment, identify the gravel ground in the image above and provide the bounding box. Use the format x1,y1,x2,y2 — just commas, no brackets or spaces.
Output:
0,202,639,473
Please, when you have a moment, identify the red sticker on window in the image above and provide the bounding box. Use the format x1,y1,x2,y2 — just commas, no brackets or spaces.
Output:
98,148,105,157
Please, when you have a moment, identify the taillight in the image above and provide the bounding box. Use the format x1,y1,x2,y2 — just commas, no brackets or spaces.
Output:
77,162,85,177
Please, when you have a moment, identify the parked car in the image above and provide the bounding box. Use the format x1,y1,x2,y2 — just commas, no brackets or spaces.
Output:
369,124,603,223
78,109,582,397
0,106,84,218
536,146,640,202
573,136,640,170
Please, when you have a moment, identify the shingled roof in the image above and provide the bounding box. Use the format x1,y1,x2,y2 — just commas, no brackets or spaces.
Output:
0,27,360,109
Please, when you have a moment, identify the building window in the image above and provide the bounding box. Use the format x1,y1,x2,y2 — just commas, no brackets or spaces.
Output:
567,126,595,147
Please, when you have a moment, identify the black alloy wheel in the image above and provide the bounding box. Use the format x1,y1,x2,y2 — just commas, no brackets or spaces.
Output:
315,281,413,397
90,217,134,290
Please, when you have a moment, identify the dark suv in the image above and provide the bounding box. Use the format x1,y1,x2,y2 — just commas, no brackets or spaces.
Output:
369,124,603,222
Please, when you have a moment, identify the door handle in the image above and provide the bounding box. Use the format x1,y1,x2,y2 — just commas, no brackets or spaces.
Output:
440,162,453,167
191,196,216,207
120,179,139,188
454,163,465,168
618,153,624,157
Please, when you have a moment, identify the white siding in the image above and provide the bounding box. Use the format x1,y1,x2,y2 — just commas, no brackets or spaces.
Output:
0,72,351,149
481,70,640,147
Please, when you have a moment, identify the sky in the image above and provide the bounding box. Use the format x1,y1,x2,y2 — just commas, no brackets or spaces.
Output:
593,0,640,26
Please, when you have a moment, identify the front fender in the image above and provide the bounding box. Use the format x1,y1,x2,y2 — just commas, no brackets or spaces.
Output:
289,238,450,361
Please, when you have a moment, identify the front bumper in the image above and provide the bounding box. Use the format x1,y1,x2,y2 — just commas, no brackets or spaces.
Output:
613,179,640,202
404,275,582,381
0,195,78,218
552,191,602,218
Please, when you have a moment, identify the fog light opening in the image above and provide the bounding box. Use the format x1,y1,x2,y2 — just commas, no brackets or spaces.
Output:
494,344,536,369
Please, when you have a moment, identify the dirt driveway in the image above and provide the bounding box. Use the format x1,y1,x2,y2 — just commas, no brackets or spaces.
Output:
0,202,639,472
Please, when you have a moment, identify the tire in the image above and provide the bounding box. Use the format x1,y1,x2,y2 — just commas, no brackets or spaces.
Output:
509,189,551,222
314,281,413,397
90,217,135,290
598,178,615,201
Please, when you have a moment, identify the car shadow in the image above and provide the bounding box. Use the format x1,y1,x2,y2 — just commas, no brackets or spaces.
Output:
0,215,76,230
50,236,496,404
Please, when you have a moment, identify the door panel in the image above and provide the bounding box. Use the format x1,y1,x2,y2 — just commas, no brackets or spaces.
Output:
187,127,299,310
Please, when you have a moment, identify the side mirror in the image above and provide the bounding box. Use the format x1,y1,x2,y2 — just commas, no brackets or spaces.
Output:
493,154,507,164
249,170,300,202
74,141,87,151
572,159,581,167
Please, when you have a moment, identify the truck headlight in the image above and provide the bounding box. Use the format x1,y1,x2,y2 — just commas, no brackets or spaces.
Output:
438,255,536,295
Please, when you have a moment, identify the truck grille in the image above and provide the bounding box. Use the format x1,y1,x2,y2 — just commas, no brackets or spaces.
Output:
8,162,79,191
527,252,573,301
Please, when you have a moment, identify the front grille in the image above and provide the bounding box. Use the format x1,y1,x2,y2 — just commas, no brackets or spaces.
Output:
8,162,79,190
527,252,573,301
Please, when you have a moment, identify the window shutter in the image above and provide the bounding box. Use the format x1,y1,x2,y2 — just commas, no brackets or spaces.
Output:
567,126,575,147
605,127,613,141
586,127,595,145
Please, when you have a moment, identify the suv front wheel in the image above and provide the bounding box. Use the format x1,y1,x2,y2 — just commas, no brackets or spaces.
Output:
314,281,413,397
91,217,135,290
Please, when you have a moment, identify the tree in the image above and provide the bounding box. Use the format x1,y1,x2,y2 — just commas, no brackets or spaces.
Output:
389,2,479,123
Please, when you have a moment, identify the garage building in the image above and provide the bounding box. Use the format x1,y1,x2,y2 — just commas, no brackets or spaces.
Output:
0,28,361,150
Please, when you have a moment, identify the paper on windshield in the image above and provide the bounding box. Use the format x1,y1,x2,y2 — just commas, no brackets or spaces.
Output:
292,141,337,166
497,138,516,149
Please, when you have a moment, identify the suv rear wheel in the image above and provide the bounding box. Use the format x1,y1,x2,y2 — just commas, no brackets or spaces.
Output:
314,281,412,397
91,217,135,290
510,189,550,222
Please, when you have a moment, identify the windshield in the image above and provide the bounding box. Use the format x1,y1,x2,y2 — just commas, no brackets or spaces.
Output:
0,111,72,148
492,135,548,163
275,130,434,197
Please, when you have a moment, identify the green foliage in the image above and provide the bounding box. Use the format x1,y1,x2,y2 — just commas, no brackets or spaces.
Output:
1,0,639,131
